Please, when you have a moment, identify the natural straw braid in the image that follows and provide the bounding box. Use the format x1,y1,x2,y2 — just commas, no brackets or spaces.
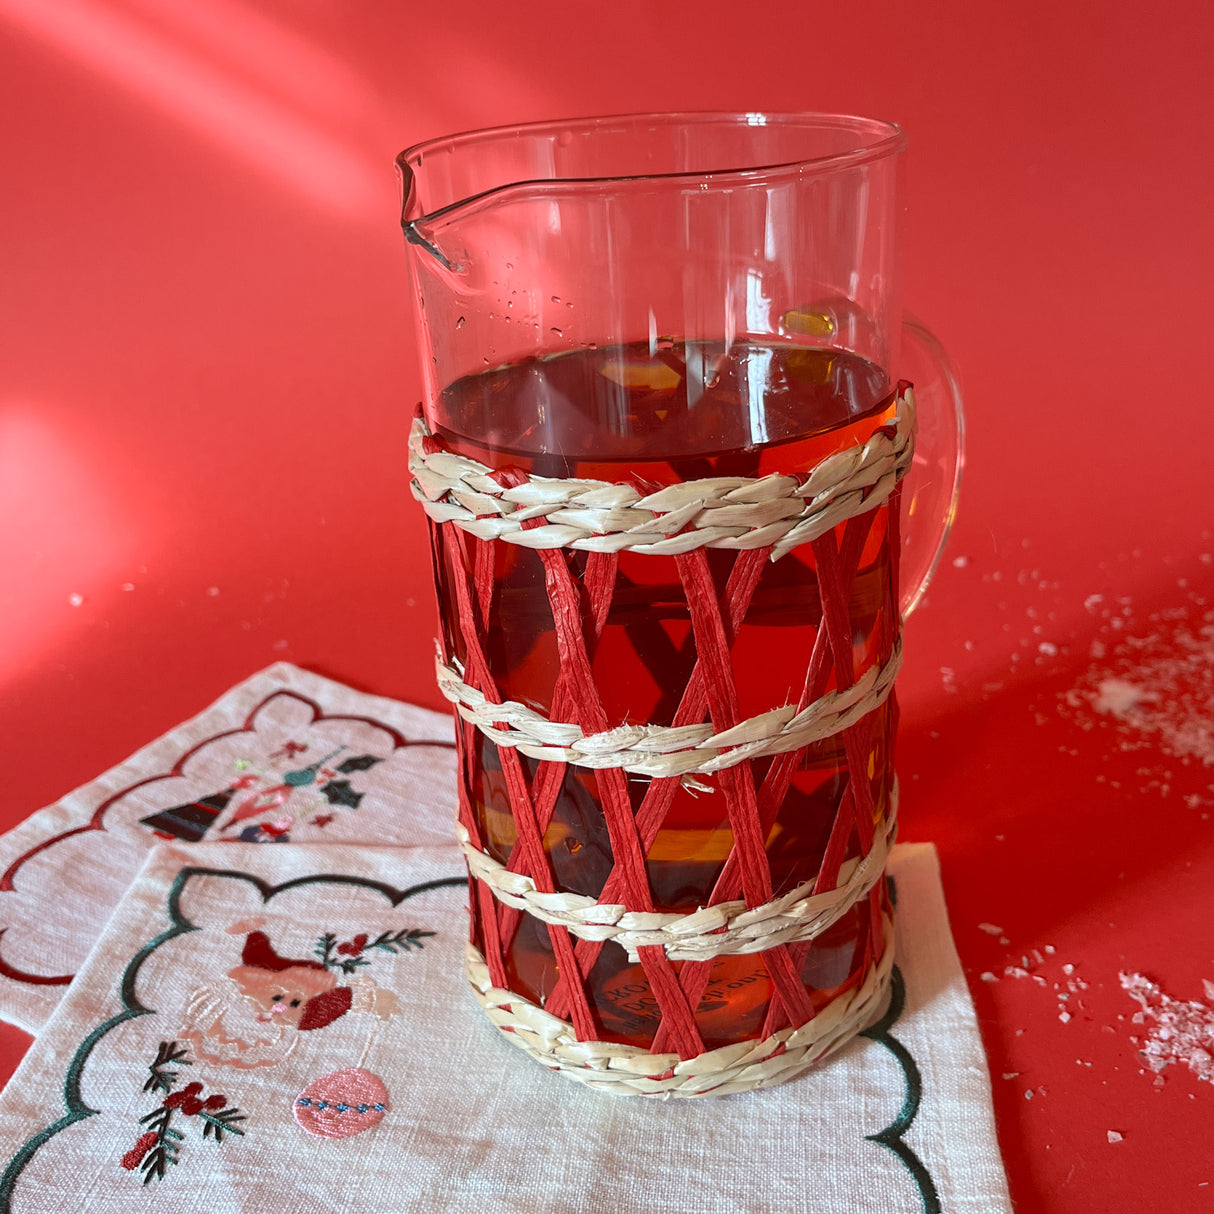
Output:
421,379,911,1096
458,783,897,961
435,637,900,777
409,389,915,562
465,913,895,1098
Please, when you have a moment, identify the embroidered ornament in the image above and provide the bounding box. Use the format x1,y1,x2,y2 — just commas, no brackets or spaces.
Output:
293,1068,391,1139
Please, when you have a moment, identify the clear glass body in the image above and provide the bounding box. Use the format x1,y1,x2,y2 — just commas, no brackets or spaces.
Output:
398,113,960,1053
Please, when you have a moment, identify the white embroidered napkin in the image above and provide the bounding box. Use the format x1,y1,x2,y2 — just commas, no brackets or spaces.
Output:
0,840,1011,1213
0,663,457,1032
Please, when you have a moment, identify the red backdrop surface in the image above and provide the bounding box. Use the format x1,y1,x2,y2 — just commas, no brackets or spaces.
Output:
2,2,1213,1209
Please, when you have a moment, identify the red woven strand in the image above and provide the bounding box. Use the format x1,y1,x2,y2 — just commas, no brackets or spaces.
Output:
547,547,770,1024
675,549,771,908
449,460,900,1050
811,530,878,853
536,546,654,913
497,549,619,957
636,945,705,1059
444,526,599,1038
707,509,877,909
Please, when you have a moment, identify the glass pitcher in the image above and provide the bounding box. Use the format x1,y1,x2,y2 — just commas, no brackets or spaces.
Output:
397,112,962,1098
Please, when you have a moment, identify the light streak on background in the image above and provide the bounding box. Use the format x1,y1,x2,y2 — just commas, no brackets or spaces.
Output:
0,0,384,219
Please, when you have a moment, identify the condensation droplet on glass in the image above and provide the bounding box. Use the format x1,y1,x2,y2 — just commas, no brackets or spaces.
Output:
505,261,514,271
588,342,598,350
550,327,563,337
488,312,495,320
482,357,489,364
566,300,574,308
550,295,561,304
504,316,511,323
456,316,465,329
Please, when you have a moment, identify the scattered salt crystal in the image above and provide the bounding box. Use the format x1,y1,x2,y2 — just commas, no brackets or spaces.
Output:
1059,1011,1072,1024
1039,641,1058,656
121,582,135,592
952,555,968,568
1062,963,1075,975
1107,1130,1123,1143
1002,1072,1020,1080
999,936,1010,945
1084,594,1104,611
1121,971,1214,1086
1060,606,1214,768
1005,966,1030,979
978,923,1003,936
208,586,221,597
1024,1090,1034,1100
68,593,84,607
1093,679,1152,716
1044,945,1056,954
980,972,999,983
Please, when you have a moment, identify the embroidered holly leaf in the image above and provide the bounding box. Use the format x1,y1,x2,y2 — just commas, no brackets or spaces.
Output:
319,779,364,808
335,754,383,774
143,1040,191,1094
369,928,436,955
200,1107,247,1143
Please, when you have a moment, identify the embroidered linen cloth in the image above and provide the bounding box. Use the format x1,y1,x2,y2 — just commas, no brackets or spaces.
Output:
0,664,458,1032
0,839,1012,1213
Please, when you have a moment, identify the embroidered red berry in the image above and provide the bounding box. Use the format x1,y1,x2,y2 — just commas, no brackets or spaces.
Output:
337,933,368,956
121,1131,158,1170
181,1095,204,1115
204,1094,227,1111
164,1081,203,1110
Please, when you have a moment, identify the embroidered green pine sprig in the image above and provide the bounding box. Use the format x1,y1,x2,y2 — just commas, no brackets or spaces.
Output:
314,928,435,974
132,1106,183,1183
122,1046,246,1184
143,1039,191,1095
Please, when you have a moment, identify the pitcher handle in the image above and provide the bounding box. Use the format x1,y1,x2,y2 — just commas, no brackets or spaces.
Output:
898,315,965,616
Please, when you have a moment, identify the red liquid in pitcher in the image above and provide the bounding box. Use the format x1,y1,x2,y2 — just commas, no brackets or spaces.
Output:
428,339,898,1049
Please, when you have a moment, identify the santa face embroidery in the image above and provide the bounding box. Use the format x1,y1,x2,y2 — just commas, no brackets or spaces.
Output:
226,931,352,1031
179,925,403,1069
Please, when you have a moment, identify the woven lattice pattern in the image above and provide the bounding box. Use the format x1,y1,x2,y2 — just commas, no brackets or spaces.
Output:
465,914,896,1098
412,388,913,1095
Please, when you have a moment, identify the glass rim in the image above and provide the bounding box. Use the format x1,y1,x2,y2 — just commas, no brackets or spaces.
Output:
398,110,906,227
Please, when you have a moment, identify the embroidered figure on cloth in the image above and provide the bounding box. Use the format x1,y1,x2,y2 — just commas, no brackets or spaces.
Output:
120,1040,247,1185
139,743,386,844
178,918,408,1069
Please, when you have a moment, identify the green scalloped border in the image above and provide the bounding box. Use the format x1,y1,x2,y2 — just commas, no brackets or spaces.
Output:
861,965,942,1214
0,867,468,1211
2,869,940,1211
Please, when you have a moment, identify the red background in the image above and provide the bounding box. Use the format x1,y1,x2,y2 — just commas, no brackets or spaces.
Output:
2,2,1213,1208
